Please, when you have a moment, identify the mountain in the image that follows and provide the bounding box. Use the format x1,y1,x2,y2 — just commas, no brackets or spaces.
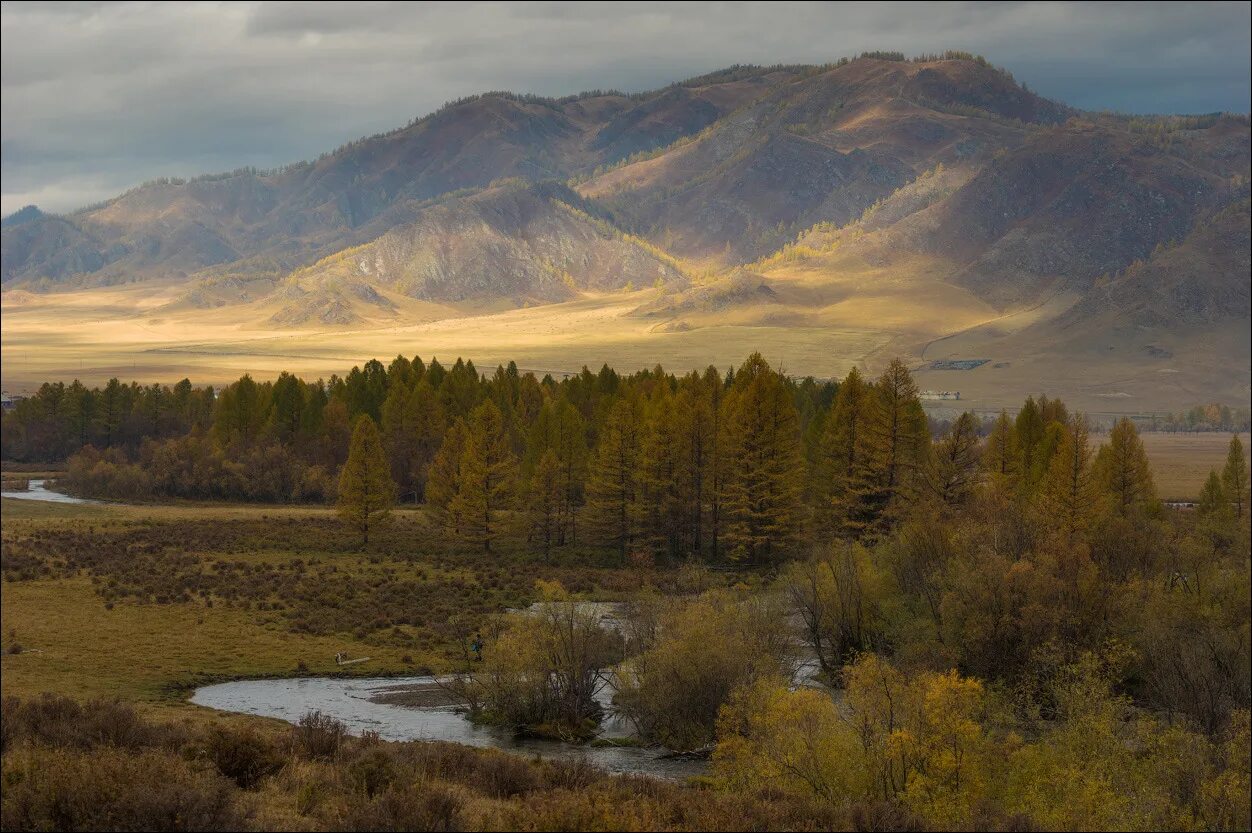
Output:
1,66,796,287
1,54,1248,411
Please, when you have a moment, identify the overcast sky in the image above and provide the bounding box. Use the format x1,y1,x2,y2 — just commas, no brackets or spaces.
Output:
2,1,1249,216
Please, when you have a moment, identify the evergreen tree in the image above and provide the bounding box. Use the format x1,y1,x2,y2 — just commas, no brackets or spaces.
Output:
982,410,1014,482
720,354,805,564
524,399,588,545
1221,435,1249,520
528,449,562,561
409,381,446,502
426,420,468,530
586,398,643,561
448,400,517,552
817,367,868,530
674,384,715,556
1013,396,1046,494
842,359,927,538
640,389,688,559
337,416,395,545
1094,417,1156,515
1039,414,1098,540
930,411,982,506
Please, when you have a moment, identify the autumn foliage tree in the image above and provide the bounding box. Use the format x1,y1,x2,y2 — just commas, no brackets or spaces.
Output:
720,354,805,564
337,415,394,545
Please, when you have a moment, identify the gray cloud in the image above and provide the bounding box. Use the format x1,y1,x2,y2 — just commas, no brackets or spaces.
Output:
2,1,1249,215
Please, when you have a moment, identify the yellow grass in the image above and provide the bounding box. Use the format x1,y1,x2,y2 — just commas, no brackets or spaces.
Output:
3,266,1247,415
1139,432,1249,500
0,499,439,715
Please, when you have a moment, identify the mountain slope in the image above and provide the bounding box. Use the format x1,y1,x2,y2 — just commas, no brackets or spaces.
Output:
259,181,686,324
1,69,795,287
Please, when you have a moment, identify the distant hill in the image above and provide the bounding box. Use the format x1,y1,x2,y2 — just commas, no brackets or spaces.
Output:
1,54,1248,409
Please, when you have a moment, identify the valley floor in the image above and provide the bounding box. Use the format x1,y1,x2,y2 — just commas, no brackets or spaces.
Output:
4,281,1247,415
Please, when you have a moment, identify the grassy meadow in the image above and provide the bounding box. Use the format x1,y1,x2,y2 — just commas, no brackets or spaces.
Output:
1139,432,1249,499
0,497,712,714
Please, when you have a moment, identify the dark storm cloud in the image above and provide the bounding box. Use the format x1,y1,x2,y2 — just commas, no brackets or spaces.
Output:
2,1,1249,214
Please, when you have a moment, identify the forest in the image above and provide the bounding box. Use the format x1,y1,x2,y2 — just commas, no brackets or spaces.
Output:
2,353,1250,831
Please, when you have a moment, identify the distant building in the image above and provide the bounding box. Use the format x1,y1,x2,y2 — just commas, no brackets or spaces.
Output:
919,390,960,401
0,392,25,411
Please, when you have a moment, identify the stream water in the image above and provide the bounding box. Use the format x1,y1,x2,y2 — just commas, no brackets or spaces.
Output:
190,675,708,780
0,479,98,504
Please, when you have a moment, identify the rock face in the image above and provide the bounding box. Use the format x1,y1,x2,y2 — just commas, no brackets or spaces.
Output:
1,55,1248,343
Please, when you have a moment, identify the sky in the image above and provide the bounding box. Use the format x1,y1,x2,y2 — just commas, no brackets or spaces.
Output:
2,1,1250,216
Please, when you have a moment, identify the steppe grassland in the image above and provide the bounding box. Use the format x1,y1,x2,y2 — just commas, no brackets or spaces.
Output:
1140,431,1250,499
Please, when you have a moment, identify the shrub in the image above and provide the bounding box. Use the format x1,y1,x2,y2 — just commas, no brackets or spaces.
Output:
0,745,245,831
292,711,347,761
1,694,160,752
201,723,285,789
337,780,465,832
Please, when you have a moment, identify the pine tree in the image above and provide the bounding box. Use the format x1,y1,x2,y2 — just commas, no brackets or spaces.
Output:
380,380,417,498
529,449,562,561
982,410,1014,482
337,415,395,545
1039,414,1098,540
524,399,588,545
930,411,982,506
1012,396,1046,495
843,359,927,538
1197,470,1228,518
674,384,715,556
1094,417,1156,514
1221,435,1249,520
409,381,446,501
640,389,689,559
586,398,643,561
448,401,517,552
720,354,805,564
817,367,869,530
426,419,467,533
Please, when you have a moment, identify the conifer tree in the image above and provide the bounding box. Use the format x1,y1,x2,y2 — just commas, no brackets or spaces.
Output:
380,380,417,498
1039,414,1098,540
930,411,982,506
409,380,446,501
720,354,805,564
1197,470,1228,519
448,400,517,552
640,389,688,559
586,398,643,561
1221,435,1249,520
702,366,728,559
524,399,588,545
1094,417,1156,514
842,359,927,538
982,410,1014,482
337,415,395,545
1013,396,1046,494
817,367,869,530
426,419,467,532
528,448,562,561
674,384,715,555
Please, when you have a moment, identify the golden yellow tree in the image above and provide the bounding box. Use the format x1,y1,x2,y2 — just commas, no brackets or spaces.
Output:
337,415,395,545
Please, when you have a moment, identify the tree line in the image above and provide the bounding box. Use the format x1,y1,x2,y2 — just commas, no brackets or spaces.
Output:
6,352,1246,564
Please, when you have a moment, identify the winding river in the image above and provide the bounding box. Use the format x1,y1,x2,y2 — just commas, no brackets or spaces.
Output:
191,675,708,780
